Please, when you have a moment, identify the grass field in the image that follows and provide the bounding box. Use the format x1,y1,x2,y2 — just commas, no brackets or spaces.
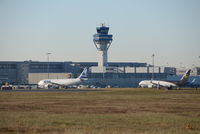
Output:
0,88,200,134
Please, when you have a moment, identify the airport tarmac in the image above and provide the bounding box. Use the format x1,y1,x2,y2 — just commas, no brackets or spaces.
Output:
0,89,105,92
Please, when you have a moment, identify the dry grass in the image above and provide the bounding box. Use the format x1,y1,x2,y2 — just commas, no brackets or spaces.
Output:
0,88,200,134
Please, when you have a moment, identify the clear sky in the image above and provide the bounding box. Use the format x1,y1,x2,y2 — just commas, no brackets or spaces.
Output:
0,0,200,68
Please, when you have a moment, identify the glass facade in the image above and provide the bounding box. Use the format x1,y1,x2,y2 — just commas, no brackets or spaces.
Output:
0,64,16,69
29,63,64,73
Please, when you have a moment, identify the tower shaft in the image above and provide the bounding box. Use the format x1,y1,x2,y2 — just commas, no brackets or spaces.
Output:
98,50,108,67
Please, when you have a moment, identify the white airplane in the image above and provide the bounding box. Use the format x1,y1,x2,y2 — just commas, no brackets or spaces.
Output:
38,68,87,89
138,69,191,89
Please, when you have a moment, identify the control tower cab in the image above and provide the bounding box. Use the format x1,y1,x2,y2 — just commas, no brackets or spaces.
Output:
93,24,113,67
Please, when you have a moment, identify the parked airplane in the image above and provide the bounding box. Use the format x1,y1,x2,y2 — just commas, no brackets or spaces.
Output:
138,69,191,89
38,68,87,89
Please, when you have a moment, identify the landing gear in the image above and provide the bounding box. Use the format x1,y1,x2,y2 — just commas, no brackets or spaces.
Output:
167,86,172,90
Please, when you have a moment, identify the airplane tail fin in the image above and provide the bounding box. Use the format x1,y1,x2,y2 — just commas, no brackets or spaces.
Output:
179,69,191,85
78,68,88,81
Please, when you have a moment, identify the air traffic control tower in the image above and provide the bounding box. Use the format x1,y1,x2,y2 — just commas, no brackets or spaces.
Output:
93,24,113,67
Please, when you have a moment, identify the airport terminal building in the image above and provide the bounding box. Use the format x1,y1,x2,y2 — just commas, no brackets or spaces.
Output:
0,60,199,87
0,60,184,87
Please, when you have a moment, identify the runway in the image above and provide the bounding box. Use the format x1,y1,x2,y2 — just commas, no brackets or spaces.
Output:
0,89,105,92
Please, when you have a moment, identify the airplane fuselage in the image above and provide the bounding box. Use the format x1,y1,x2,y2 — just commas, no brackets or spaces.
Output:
139,80,177,88
38,78,82,88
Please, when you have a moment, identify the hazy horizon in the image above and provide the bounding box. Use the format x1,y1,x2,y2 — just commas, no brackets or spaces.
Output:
0,0,200,68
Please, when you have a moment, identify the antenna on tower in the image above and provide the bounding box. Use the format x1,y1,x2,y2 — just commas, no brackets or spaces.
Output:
100,23,106,27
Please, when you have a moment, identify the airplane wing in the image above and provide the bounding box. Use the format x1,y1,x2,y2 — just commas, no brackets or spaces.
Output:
150,81,162,88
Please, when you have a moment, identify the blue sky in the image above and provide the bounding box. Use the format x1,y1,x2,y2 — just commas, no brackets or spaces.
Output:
0,0,200,68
